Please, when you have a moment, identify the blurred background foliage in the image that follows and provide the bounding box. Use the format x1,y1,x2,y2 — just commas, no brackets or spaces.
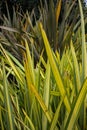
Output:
0,1,86,56
0,0,87,55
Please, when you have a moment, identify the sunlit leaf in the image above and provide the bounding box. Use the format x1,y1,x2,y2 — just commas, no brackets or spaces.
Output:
39,23,71,113
55,0,62,25
65,78,87,130
0,45,23,84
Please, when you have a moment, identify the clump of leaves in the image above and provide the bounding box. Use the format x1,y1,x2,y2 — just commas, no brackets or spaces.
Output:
0,1,87,130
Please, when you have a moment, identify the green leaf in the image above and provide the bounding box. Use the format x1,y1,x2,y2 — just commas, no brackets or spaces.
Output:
55,0,62,25
25,39,35,85
50,98,63,130
71,42,81,93
30,84,52,123
39,23,71,113
22,109,35,130
65,78,87,130
78,0,87,81
2,59,15,130
42,61,50,130
0,45,23,84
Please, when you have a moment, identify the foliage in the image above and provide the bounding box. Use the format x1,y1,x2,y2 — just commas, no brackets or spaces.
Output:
0,0,87,130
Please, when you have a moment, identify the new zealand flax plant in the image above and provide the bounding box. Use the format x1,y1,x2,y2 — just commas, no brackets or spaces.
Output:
0,0,87,130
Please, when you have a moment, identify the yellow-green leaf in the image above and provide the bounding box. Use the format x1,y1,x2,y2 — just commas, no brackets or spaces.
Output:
39,23,71,113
